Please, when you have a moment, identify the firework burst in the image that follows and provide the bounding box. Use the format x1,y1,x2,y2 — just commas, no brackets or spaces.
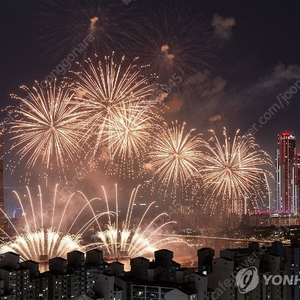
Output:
72,54,155,166
103,102,158,179
8,81,85,181
131,1,213,83
0,185,105,271
37,0,137,62
201,128,273,215
148,121,203,190
0,228,82,269
95,184,184,260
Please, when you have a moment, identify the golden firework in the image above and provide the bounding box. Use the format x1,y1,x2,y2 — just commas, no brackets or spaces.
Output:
72,54,154,159
201,128,273,215
95,184,184,260
149,121,203,188
9,81,85,175
0,185,104,271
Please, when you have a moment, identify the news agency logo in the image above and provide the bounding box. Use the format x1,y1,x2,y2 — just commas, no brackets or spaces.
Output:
236,266,300,294
236,267,259,294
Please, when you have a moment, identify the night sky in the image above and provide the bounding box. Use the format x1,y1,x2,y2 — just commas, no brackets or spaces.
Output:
1,0,300,190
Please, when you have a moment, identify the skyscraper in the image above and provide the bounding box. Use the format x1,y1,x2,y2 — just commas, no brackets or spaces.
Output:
0,130,4,231
276,131,299,214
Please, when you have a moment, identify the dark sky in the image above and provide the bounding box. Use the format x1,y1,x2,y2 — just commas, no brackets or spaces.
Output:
1,0,300,189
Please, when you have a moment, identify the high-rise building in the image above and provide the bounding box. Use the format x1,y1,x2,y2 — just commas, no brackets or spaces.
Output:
0,130,4,231
297,153,300,210
276,131,299,214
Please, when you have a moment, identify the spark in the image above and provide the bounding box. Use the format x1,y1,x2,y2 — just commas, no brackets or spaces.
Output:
37,0,136,61
130,1,213,83
0,228,82,270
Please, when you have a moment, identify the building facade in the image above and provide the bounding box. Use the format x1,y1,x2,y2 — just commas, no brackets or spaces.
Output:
0,242,299,299
276,131,300,214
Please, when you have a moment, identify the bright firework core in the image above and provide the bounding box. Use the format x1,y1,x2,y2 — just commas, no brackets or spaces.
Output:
0,185,104,271
94,184,184,262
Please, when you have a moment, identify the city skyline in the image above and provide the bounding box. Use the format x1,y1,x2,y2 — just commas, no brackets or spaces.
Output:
0,240,298,299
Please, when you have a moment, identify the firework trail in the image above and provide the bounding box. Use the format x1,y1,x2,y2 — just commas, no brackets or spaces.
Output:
37,0,137,61
201,128,273,215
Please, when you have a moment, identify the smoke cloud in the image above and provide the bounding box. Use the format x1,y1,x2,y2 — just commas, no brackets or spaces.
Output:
209,115,222,122
212,14,235,40
164,94,184,114
89,16,99,33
